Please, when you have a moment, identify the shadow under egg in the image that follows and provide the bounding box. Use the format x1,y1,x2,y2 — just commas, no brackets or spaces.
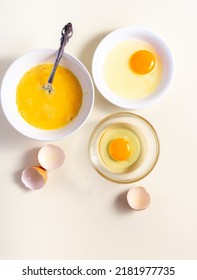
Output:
114,190,134,214
13,147,41,191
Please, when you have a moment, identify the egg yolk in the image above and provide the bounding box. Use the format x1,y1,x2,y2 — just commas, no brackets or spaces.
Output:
108,138,131,161
130,50,156,74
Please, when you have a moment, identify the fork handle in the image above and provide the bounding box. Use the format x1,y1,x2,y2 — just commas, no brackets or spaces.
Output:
47,23,73,84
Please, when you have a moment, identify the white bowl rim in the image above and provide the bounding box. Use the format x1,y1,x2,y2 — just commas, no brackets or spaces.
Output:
92,26,174,109
1,48,95,141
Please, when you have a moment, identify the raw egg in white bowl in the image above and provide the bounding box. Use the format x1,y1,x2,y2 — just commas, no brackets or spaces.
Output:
92,26,174,109
1,49,94,141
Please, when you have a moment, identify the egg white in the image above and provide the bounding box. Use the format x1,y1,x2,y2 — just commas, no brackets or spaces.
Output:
103,39,162,99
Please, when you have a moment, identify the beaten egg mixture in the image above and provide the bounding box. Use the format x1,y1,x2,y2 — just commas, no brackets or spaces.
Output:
16,64,83,129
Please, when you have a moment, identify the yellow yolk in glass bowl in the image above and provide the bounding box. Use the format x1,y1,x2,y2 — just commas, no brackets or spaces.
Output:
109,137,131,161
99,125,141,174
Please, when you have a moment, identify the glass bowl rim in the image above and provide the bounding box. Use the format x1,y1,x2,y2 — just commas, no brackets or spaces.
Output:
88,112,160,183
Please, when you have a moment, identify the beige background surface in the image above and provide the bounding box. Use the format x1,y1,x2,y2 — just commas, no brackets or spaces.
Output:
0,0,197,260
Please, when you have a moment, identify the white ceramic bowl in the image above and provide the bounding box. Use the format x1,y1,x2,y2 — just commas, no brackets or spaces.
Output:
1,49,94,141
92,26,174,109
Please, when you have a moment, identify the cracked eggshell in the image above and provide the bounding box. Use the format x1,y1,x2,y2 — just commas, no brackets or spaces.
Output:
127,186,151,210
38,144,65,171
21,166,47,190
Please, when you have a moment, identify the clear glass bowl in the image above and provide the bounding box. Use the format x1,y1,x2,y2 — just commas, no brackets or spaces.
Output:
88,112,160,183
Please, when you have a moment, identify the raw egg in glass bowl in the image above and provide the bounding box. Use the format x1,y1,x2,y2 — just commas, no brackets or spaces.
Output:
92,26,174,109
88,112,160,183
1,49,94,141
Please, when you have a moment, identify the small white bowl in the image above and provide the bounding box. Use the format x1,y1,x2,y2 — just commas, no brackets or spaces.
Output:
1,49,94,141
92,26,174,109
